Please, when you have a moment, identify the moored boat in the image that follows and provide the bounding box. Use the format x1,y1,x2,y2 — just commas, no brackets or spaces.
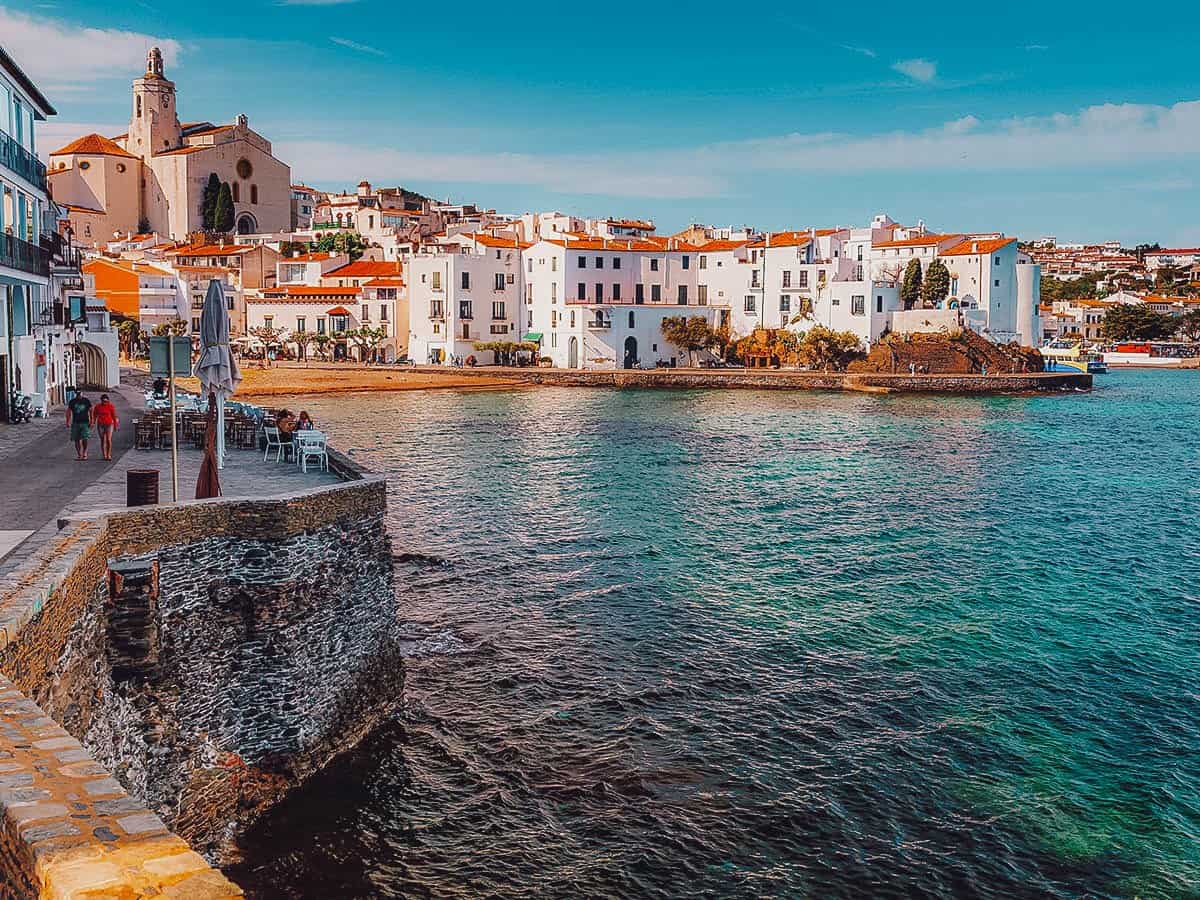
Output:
1040,339,1107,374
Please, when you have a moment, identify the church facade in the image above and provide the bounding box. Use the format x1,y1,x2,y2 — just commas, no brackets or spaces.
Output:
48,49,291,246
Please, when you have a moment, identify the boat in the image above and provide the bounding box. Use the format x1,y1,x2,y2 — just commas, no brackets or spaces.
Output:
1039,339,1107,374
1103,341,1200,368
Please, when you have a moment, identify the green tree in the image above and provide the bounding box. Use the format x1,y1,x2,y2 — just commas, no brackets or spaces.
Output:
1040,274,1103,303
136,216,151,235
346,326,387,363
201,173,221,231
900,258,923,310
151,319,188,337
1155,265,1183,291
314,231,370,261
1102,304,1177,341
214,182,234,233
1177,308,1200,342
312,332,332,361
796,325,865,371
660,315,716,365
289,329,315,363
921,258,951,307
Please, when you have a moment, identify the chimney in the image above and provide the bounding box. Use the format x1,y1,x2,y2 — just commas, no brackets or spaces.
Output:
972,242,979,253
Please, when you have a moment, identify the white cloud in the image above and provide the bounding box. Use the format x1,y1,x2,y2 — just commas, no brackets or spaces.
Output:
892,58,937,83
841,45,877,58
0,8,180,87
329,37,386,57
278,99,1200,200
277,140,725,199
35,120,124,158
1024,44,1049,51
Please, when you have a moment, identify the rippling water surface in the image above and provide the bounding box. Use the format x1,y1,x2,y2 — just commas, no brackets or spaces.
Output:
229,370,1200,898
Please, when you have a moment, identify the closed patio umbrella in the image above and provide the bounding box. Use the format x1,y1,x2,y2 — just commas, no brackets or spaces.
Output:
192,279,242,468
195,391,221,499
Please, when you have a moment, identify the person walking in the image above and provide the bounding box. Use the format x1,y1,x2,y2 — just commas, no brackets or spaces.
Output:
66,391,93,460
91,393,120,461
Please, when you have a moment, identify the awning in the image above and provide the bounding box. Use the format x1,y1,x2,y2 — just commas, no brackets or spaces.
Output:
522,332,543,343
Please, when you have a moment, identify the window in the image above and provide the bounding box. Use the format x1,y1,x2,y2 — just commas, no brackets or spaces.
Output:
192,317,200,332
251,185,259,205
297,316,306,332
595,283,604,302
380,305,388,321
459,300,473,319
431,271,442,291
876,295,883,313
818,269,826,283
461,271,470,290
263,316,274,329
635,283,644,304
486,300,504,321
751,270,760,288
80,160,90,170
361,304,370,321
994,279,1000,287
677,285,688,304
698,284,708,305
831,296,840,306
699,255,707,270
780,296,790,313
577,282,586,300
744,296,756,313
799,271,808,288
682,255,690,269
651,284,661,302
430,300,444,318
232,183,240,202
613,257,621,270
857,245,863,262
317,317,327,334
507,274,515,284
552,257,557,271
851,295,865,316
595,256,604,269
495,273,505,290
995,257,1001,265
782,271,791,287
854,265,864,281
650,259,659,272
551,282,557,303
612,283,621,301
578,256,587,268
628,311,635,327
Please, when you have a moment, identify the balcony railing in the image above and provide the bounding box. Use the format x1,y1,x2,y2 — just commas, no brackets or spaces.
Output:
28,299,68,327
1,233,51,278
0,130,47,189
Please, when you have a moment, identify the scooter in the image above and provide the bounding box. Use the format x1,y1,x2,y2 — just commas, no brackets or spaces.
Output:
8,392,34,424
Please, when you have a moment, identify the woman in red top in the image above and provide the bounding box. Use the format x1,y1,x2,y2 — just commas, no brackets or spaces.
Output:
91,394,120,461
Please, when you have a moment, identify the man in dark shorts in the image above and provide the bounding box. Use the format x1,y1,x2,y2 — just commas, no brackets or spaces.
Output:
66,392,93,460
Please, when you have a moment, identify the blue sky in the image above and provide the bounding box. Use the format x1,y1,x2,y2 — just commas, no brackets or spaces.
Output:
5,0,1200,245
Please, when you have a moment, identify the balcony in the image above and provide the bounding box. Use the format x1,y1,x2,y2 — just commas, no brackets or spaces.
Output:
589,317,612,330
0,130,47,190
1,233,50,278
28,299,68,327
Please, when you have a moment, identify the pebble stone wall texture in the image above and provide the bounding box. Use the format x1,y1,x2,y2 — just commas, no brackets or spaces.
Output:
0,464,399,896
416,366,1092,393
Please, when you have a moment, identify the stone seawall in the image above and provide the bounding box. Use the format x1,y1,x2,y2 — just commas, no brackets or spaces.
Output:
0,470,399,895
418,367,1091,393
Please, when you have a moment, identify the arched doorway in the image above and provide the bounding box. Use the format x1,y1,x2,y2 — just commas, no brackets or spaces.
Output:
236,213,257,235
567,336,578,368
623,336,638,369
76,341,109,389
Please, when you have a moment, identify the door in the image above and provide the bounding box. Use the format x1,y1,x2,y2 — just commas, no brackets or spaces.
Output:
567,336,578,368
623,336,638,369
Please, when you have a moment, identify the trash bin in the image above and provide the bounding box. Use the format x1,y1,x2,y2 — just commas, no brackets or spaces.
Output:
126,469,160,507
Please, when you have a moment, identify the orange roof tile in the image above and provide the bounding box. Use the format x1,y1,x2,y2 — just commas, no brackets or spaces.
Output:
324,260,403,278
695,239,750,252
363,278,405,286
63,203,106,215
874,233,959,249
284,252,338,262
466,233,532,250
50,133,137,159
941,237,1017,256
169,244,256,257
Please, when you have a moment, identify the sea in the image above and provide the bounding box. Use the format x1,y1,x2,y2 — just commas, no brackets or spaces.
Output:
227,368,1200,899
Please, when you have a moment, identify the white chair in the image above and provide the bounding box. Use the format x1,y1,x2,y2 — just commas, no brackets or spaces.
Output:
263,425,293,462
294,431,328,473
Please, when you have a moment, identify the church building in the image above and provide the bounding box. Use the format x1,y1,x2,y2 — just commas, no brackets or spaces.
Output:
47,49,291,246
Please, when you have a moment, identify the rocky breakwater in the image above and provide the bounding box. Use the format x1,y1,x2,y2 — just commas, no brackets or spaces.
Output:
0,459,403,889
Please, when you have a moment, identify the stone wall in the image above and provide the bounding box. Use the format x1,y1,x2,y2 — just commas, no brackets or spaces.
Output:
847,328,1044,375
0,474,399,894
442,366,1088,393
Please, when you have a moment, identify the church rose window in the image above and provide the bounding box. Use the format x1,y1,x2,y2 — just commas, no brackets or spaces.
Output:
237,158,253,179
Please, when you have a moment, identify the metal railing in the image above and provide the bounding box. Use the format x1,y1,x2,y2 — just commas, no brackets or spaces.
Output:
28,299,67,327
0,232,51,277
0,130,47,189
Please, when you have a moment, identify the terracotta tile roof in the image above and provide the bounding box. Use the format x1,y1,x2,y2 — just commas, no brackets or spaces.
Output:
874,233,959,249
941,237,1017,256
50,133,137,159
465,233,532,250
284,252,338,262
694,239,750,252
546,236,699,252
156,146,207,157
255,287,362,300
325,305,354,316
324,260,403,278
1143,247,1200,256
363,278,405,286
63,203,106,215
606,218,655,230
183,124,235,138
749,230,816,249
169,244,256,257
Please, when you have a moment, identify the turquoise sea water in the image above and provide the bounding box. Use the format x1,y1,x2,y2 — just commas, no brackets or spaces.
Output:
230,369,1200,898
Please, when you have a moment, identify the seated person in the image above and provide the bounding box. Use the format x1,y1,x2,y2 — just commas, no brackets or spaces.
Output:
276,409,297,443
297,411,315,431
